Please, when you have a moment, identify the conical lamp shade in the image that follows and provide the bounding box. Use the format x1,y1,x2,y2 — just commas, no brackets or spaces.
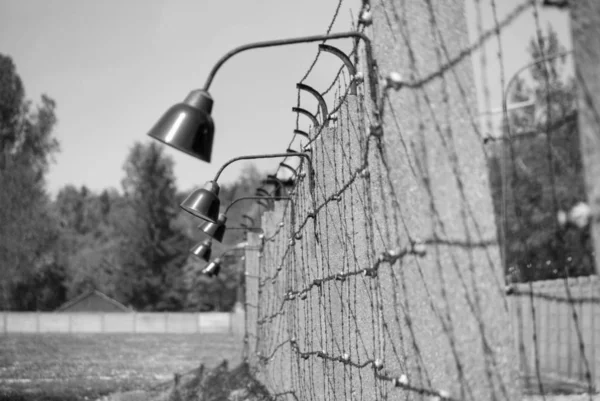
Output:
202,258,221,277
190,239,212,262
147,90,215,162
199,214,227,242
181,181,220,223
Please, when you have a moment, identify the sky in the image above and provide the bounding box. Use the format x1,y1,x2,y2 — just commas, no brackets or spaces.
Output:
0,0,572,197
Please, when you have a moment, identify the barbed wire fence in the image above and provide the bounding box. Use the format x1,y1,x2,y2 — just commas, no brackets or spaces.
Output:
240,1,600,400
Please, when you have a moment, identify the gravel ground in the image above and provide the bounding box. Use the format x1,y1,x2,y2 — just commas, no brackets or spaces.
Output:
524,395,600,401
0,333,242,401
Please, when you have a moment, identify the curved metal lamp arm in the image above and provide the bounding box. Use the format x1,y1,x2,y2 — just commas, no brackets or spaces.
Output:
203,31,375,98
213,153,314,192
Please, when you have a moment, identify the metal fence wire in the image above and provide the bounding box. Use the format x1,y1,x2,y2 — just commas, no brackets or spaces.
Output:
239,1,599,400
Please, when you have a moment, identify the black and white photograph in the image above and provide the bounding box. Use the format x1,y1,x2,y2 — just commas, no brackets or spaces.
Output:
0,0,598,400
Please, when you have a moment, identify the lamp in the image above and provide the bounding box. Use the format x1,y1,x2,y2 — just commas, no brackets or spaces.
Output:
197,214,228,242
190,238,212,262
180,181,221,223
147,90,214,162
255,188,270,197
202,257,222,277
147,32,376,163
180,152,311,223
195,225,266,262
198,196,293,242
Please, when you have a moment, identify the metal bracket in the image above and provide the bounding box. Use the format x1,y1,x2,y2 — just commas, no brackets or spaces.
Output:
242,214,255,225
293,129,310,139
318,44,358,95
255,188,270,197
256,199,270,209
292,107,319,128
265,174,285,187
296,83,329,127
279,162,298,177
263,175,284,197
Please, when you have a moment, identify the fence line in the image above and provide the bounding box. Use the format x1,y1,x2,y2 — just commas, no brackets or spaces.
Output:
239,0,597,400
0,311,244,334
508,276,600,390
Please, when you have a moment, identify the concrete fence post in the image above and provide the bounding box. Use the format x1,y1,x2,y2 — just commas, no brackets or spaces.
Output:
240,0,521,395
590,283,597,382
570,0,600,275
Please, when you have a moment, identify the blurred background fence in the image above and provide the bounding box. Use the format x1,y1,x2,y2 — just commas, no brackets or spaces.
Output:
0,311,244,334
508,277,600,391
239,0,600,400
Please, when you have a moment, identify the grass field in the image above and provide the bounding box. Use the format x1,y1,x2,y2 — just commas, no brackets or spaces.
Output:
0,333,242,401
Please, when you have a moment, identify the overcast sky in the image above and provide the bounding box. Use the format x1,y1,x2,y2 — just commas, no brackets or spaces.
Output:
0,0,571,196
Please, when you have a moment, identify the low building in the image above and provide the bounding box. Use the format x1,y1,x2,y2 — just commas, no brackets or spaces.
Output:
55,290,132,312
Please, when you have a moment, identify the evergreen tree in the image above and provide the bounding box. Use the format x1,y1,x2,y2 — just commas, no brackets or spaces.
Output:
0,54,62,310
54,185,122,299
181,163,263,311
116,141,188,310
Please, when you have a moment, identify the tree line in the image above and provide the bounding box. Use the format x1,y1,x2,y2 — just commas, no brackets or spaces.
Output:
0,53,262,311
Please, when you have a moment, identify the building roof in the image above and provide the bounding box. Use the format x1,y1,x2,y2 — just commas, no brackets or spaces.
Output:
55,290,132,312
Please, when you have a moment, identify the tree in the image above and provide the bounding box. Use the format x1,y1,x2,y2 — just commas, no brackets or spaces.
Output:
0,54,62,310
115,142,188,310
182,254,243,312
53,185,122,300
488,26,593,282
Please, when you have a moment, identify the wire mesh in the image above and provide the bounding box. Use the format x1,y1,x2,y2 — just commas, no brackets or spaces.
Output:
242,1,598,400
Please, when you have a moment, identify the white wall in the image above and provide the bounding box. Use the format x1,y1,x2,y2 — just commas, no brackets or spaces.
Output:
0,311,243,334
